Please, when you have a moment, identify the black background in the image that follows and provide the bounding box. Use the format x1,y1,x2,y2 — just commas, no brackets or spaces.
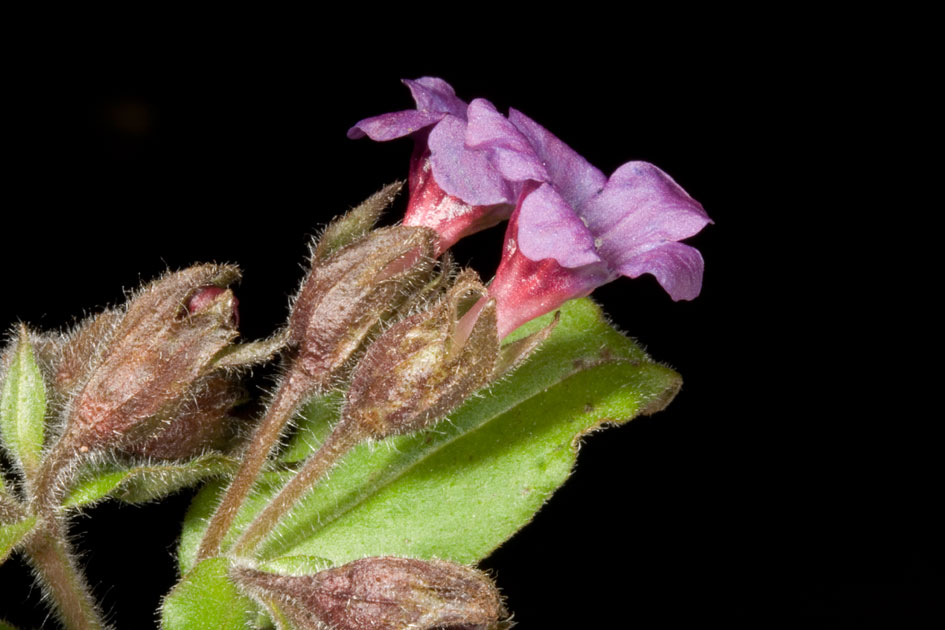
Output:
1,30,940,627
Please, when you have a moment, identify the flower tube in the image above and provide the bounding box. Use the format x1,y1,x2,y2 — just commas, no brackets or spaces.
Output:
348,78,515,253
465,100,712,338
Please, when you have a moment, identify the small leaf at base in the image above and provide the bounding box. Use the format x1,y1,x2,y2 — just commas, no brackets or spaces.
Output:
161,557,254,630
1,515,37,565
62,453,238,509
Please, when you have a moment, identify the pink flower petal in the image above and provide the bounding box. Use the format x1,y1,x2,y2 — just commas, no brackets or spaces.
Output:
516,183,602,268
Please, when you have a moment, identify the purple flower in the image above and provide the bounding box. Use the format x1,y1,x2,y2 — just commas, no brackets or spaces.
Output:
465,100,712,338
347,78,515,253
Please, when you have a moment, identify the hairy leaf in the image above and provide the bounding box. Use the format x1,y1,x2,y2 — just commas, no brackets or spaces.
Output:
62,453,238,509
0,328,46,478
161,557,254,630
179,298,680,571
1,515,37,565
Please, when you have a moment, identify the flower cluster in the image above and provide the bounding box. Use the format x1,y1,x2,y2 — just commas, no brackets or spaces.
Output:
350,78,712,338
0,78,709,630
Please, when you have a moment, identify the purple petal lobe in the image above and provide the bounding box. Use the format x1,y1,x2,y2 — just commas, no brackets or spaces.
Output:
427,115,513,206
346,110,446,141
508,108,607,208
580,161,711,273
517,183,602,268
465,99,549,183
403,77,468,118
616,241,705,301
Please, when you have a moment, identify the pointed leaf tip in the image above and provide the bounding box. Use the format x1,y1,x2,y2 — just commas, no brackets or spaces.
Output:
314,181,404,261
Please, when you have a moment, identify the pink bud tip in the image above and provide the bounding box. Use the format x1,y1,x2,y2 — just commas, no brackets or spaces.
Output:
187,286,240,327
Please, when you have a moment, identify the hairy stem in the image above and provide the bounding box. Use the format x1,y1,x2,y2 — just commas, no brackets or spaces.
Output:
32,431,83,518
196,364,317,561
231,427,359,557
25,519,108,630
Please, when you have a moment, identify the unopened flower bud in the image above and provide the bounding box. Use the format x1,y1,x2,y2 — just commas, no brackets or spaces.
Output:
187,286,240,327
339,270,499,441
121,373,242,460
65,264,241,452
288,225,437,388
232,556,508,630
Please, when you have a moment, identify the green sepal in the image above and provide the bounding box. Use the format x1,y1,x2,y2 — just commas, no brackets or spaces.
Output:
1,514,37,565
62,453,238,509
211,331,289,370
313,182,401,261
180,298,681,571
0,326,47,478
160,557,255,630
255,555,332,576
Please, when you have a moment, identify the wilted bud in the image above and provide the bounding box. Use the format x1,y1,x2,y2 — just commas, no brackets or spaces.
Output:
121,373,243,460
339,270,499,441
288,225,437,388
65,264,241,452
232,556,508,630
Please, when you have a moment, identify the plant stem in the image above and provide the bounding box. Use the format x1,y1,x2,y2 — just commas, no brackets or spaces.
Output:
230,426,359,557
31,432,84,519
25,519,108,630
196,364,316,562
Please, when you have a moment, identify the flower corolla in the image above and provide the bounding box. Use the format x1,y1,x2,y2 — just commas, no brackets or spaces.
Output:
464,99,713,338
350,78,712,339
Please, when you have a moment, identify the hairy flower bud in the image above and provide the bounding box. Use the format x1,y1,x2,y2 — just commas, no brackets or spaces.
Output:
288,225,437,388
53,308,124,396
121,373,242,460
64,264,241,452
232,556,508,630
339,270,499,441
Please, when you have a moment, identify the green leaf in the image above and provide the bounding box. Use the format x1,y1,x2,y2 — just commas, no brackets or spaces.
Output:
62,453,238,509
161,557,254,630
0,619,22,630
179,298,681,571
1,515,37,565
279,392,344,464
0,327,47,477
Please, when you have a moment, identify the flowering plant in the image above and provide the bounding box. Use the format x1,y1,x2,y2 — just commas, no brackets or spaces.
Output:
0,78,708,629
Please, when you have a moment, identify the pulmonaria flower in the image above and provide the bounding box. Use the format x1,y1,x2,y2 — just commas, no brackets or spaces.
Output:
465,99,713,338
347,77,515,253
